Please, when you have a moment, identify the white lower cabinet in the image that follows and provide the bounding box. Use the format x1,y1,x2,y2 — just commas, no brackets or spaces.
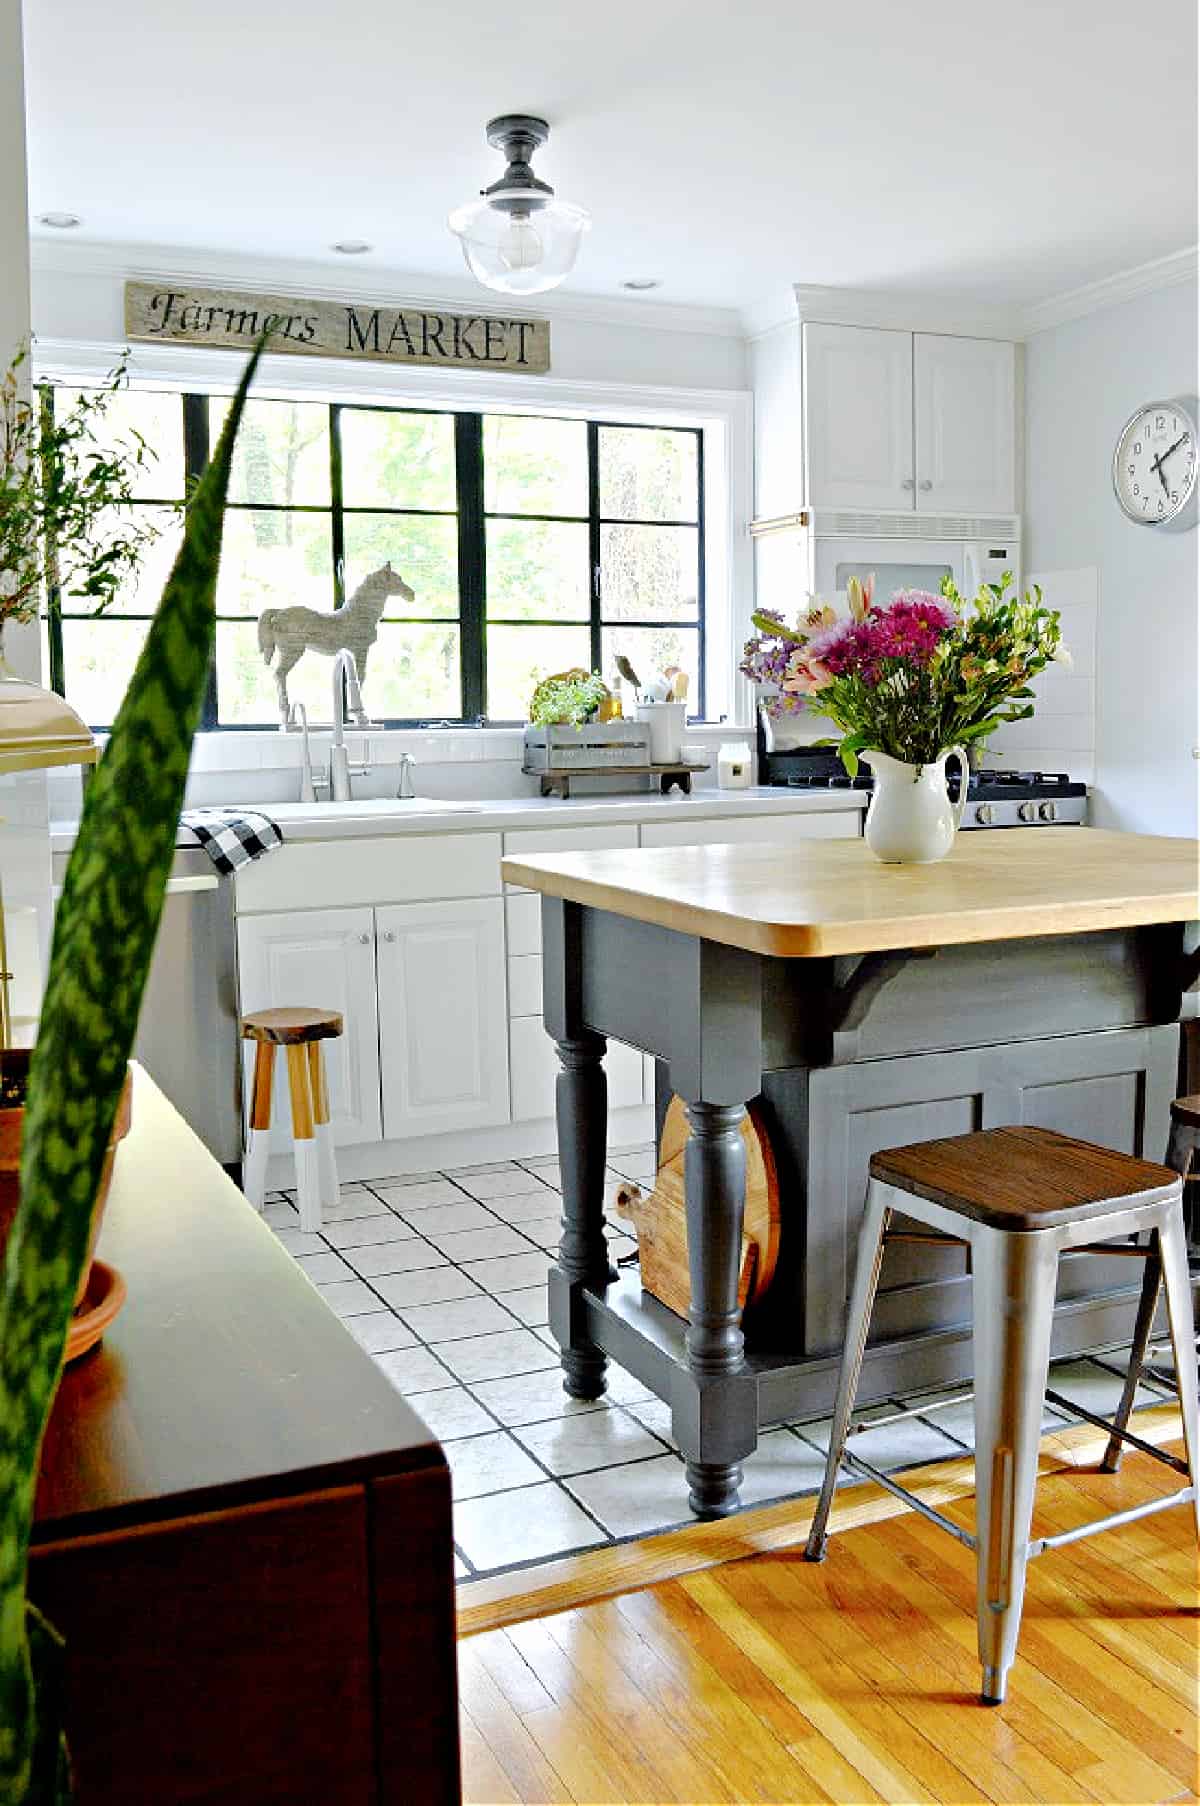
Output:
509,1015,645,1123
376,899,510,1139
236,906,382,1149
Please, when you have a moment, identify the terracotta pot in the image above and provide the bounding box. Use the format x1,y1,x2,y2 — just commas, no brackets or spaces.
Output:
0,1051,133,1308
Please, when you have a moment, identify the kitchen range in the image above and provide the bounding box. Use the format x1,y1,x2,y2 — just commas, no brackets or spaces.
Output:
757,740,1089,829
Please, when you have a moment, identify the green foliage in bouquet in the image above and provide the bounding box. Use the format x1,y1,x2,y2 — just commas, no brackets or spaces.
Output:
742,573,1065,776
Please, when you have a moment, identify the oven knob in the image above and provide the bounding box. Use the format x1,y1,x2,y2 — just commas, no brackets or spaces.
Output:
974,803,995,825
1038,800,1058,822
1018,801,1037,823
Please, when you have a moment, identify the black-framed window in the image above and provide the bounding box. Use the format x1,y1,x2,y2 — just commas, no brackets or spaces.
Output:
45,387,705,729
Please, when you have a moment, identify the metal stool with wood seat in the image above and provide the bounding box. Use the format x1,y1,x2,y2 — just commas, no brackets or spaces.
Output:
804,1125,1200,1707
1103,1093,1200,1467
241,1007,343,1232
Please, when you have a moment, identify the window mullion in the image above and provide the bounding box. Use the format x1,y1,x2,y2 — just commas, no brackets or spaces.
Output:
39,386,66,698
456,413,485,721
586,420,602,676
695,426,707,720
182,394,217,729
329,403,346,608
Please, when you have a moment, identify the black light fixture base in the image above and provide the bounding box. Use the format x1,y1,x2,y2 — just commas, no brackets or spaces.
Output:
486,114,549,154
482,115,555,208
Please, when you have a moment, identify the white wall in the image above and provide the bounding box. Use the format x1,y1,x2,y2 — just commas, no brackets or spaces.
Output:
1024,278,1199,835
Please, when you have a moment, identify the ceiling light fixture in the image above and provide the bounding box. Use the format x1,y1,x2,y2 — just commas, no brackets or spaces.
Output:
332,239,372,255
38,212,81,230
448,115,590,296
620,278,662,291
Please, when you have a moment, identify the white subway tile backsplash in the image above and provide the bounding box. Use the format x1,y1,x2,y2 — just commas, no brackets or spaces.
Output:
985,567,1097,789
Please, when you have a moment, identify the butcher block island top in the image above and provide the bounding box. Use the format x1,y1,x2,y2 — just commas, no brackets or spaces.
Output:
501,827,1200,957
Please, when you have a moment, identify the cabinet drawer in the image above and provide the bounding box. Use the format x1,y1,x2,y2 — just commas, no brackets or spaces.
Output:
505,891,543,957
503,825,639,891
507,953,543,1018
235,833,503,913
639,811,859,849
509,1017,645,1122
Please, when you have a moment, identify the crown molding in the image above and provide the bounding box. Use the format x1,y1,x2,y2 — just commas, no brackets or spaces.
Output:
739,288,799,340
1019,245,1198,337
29,237,744,340
790,284,1024,339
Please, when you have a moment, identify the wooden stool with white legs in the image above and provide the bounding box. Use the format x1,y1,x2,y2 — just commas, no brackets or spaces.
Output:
804,1126,1200,1708
241,1008,343,1232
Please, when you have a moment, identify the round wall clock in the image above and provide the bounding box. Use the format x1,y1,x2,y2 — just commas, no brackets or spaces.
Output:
1112,395,1198,530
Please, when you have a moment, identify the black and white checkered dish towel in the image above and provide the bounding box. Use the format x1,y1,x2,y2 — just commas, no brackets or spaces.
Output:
179,809,283,875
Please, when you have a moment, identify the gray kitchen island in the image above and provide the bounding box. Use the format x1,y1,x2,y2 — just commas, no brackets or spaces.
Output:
501,828,1200,1519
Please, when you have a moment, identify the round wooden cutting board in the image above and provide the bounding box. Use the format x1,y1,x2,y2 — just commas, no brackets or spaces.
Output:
615,1094,781,1319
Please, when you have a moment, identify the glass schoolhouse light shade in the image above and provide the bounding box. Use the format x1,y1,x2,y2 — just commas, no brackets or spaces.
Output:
448,115,590,297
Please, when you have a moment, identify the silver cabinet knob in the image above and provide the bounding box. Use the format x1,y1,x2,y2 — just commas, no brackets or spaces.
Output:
919,479,933,491
901,478,915,490
381,930,396,942
357,932,371,944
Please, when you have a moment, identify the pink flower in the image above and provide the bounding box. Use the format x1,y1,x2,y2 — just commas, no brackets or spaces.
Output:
805,616,875,675
781,655,833,696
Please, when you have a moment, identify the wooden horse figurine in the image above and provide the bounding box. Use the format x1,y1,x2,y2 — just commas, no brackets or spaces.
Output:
257,561,415,724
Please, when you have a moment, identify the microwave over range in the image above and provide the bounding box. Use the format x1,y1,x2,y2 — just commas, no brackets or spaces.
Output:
750,508,1022,615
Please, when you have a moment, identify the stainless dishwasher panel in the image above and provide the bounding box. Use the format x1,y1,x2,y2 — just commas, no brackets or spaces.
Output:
52,844,243,1163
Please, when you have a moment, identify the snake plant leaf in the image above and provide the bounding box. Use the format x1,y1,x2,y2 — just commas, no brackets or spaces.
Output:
0,342,264,1802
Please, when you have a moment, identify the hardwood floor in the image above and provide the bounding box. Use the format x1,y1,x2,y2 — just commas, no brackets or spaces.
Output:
459,1439,1199,1804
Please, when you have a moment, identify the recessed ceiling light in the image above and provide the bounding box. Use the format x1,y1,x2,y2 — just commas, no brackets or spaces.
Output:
38,212,81,230
332,239,372,255
620,278,661,291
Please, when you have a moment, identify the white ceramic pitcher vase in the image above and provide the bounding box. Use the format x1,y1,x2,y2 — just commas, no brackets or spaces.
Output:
860,746,969,864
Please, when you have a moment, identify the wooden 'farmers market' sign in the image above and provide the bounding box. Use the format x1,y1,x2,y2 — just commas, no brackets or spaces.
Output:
124,281,550,375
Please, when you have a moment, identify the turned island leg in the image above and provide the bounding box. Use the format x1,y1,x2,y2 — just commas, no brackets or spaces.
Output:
553,1031,617,1398
683,1099,750,1516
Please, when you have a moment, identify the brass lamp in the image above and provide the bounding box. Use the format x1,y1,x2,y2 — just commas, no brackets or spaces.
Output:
0,677,97,1045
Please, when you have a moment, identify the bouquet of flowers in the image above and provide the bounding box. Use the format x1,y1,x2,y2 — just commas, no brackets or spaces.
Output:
741,573,1066,774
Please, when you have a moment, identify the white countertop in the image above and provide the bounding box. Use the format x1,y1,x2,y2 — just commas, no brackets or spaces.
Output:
50,786,865,852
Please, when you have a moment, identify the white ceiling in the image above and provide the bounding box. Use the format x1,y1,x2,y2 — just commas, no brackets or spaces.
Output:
23,0,1199,319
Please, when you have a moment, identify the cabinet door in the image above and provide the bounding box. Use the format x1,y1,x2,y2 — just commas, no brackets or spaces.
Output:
914,333,1015,515
236,907,381,1149
800,1024,1177,1358
803,323,914,511
376,899,510,1140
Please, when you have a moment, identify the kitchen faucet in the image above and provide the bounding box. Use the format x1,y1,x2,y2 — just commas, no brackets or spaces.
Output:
286,701,319,802
330,649,370,802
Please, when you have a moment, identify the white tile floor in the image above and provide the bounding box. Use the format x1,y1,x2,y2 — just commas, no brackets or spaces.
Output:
259,1148,1179,1583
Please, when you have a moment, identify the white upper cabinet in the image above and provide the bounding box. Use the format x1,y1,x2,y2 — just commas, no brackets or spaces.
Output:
376,898,510,1141
801,321,1017,517
803,323,914,512
237,906,382,1148
914,333,1015,516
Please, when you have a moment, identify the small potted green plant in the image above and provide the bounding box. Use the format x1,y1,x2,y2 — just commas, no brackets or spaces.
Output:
0,347,172,672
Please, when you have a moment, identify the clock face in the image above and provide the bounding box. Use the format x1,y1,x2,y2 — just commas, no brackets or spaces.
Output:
1113,400,1197,525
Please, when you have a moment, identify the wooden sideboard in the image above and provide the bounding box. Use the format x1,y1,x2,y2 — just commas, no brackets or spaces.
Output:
29,1068,460,1805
